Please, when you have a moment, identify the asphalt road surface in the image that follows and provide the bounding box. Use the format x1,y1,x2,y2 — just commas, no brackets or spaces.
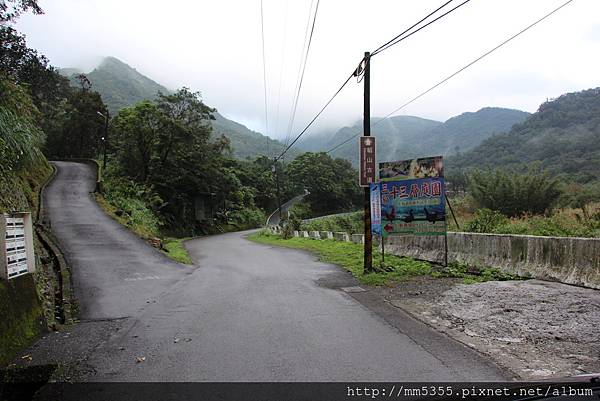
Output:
41,161,507,381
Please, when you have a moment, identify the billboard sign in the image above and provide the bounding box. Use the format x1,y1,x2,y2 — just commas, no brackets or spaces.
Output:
378,156,446,236
379,156,443,182
359,136,376,187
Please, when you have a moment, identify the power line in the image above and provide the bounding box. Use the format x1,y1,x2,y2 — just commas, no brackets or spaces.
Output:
274,70,356,162
284,0,320,151
275,1,471,161
274,0,289,146
371,0,471,57
371,0,454,55
325,0,575,154
260,0,269,150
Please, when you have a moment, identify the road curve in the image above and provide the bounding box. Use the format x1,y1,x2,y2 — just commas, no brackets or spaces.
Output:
45,161,191,320
43,161,507,381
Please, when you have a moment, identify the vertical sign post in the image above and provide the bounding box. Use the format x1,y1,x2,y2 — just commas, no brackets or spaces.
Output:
360,51,373,273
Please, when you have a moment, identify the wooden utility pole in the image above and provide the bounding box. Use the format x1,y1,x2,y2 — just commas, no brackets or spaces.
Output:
363,51,373,273
272,161,283,224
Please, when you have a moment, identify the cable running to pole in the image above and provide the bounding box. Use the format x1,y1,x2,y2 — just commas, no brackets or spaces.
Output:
260,0,270,152
325,0,575,154
371,0,454,55
284,0,320,151
371,0,470,56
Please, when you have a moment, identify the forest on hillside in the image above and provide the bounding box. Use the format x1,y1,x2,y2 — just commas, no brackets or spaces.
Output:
0,3,362,240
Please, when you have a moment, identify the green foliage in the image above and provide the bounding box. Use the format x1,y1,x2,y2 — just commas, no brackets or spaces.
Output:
468,166,562,217
0,0,42,23
285,152,361,215
432,262,523,284
492,214,600,238
301,212,363,234
321,109,528,166
250,232,523,286
248,231,432,286
464,208,508,233
60,57,172,116
449,88,600,184
101,174,163,238
559,183,600,221
59,57,293,161
288,202,312,220
228,207,265,229
161,238,193,264
0,78,45,174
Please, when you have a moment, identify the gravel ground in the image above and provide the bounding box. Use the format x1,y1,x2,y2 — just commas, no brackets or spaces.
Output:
381,278,600,380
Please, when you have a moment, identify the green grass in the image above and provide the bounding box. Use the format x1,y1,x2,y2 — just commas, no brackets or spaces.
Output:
249,231,525,285
161,238,193,265
249,231,432,286
96,195,194,265
431,261,524,283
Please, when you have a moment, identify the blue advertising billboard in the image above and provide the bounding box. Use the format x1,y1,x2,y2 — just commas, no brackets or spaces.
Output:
378,157,446,237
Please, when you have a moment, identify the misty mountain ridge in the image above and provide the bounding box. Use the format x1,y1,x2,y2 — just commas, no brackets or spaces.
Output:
59,56,295,160
448,87,600,183
299,107,530,166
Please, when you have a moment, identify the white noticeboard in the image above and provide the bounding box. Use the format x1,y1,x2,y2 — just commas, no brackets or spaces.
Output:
1,213,35,280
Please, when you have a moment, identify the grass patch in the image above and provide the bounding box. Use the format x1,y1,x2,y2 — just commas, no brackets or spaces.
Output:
95,195,193,265
249,231,526,286
161,238,193,265
432,261,525,284
249,231,432,286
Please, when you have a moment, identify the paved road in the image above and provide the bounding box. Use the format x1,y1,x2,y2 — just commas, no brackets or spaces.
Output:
45,162,191,320
42,161,507,381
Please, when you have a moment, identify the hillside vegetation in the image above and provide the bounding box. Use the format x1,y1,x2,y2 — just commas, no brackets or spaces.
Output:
448,88,600,183
60,57,171,115
60,57,295,160
298,108,529,165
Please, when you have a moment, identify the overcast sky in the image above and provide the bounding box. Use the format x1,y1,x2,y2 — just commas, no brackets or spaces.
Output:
15,0,600,140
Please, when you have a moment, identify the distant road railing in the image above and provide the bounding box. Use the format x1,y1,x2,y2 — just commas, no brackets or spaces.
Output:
266,191,309,226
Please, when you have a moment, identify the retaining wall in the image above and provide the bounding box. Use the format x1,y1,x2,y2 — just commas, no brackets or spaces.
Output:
269,227,600,289
386,232,600,289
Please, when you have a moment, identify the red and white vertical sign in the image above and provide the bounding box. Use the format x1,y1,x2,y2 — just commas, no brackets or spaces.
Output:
359,136,376,187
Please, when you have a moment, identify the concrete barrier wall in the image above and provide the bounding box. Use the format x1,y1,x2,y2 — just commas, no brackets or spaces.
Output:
386,232,600,289
266,226,600,289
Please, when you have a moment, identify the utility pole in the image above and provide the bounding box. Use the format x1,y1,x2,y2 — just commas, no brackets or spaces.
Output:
272,161,283,224
363,51,373,273
97,110,109,171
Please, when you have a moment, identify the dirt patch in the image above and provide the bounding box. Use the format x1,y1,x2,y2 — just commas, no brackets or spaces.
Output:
377,277,600,380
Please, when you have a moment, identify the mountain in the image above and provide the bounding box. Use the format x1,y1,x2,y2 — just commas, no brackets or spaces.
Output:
59,57,293,160
299,108,530,166
212,113,299,160
59,57,171,115
448,88,600,183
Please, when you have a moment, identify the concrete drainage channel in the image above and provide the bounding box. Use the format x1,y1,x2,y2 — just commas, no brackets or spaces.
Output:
36,163,75,327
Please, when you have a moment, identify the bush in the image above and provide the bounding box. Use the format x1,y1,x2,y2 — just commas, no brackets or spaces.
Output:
229,207,266,229
464,209,508,233
102,175,163,237
468,166,562,217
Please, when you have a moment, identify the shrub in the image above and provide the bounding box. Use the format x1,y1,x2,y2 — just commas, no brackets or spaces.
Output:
464,208,508,233
468,166,562,217
229,207,266,229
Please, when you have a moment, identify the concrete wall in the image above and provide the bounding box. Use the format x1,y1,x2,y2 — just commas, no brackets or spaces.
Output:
266,226,600,289
386,232,600,289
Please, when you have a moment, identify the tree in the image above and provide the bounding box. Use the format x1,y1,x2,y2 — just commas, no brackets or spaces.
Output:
0,0,42,23
468,165,562,217
0,77,45,174
285,152,361,215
